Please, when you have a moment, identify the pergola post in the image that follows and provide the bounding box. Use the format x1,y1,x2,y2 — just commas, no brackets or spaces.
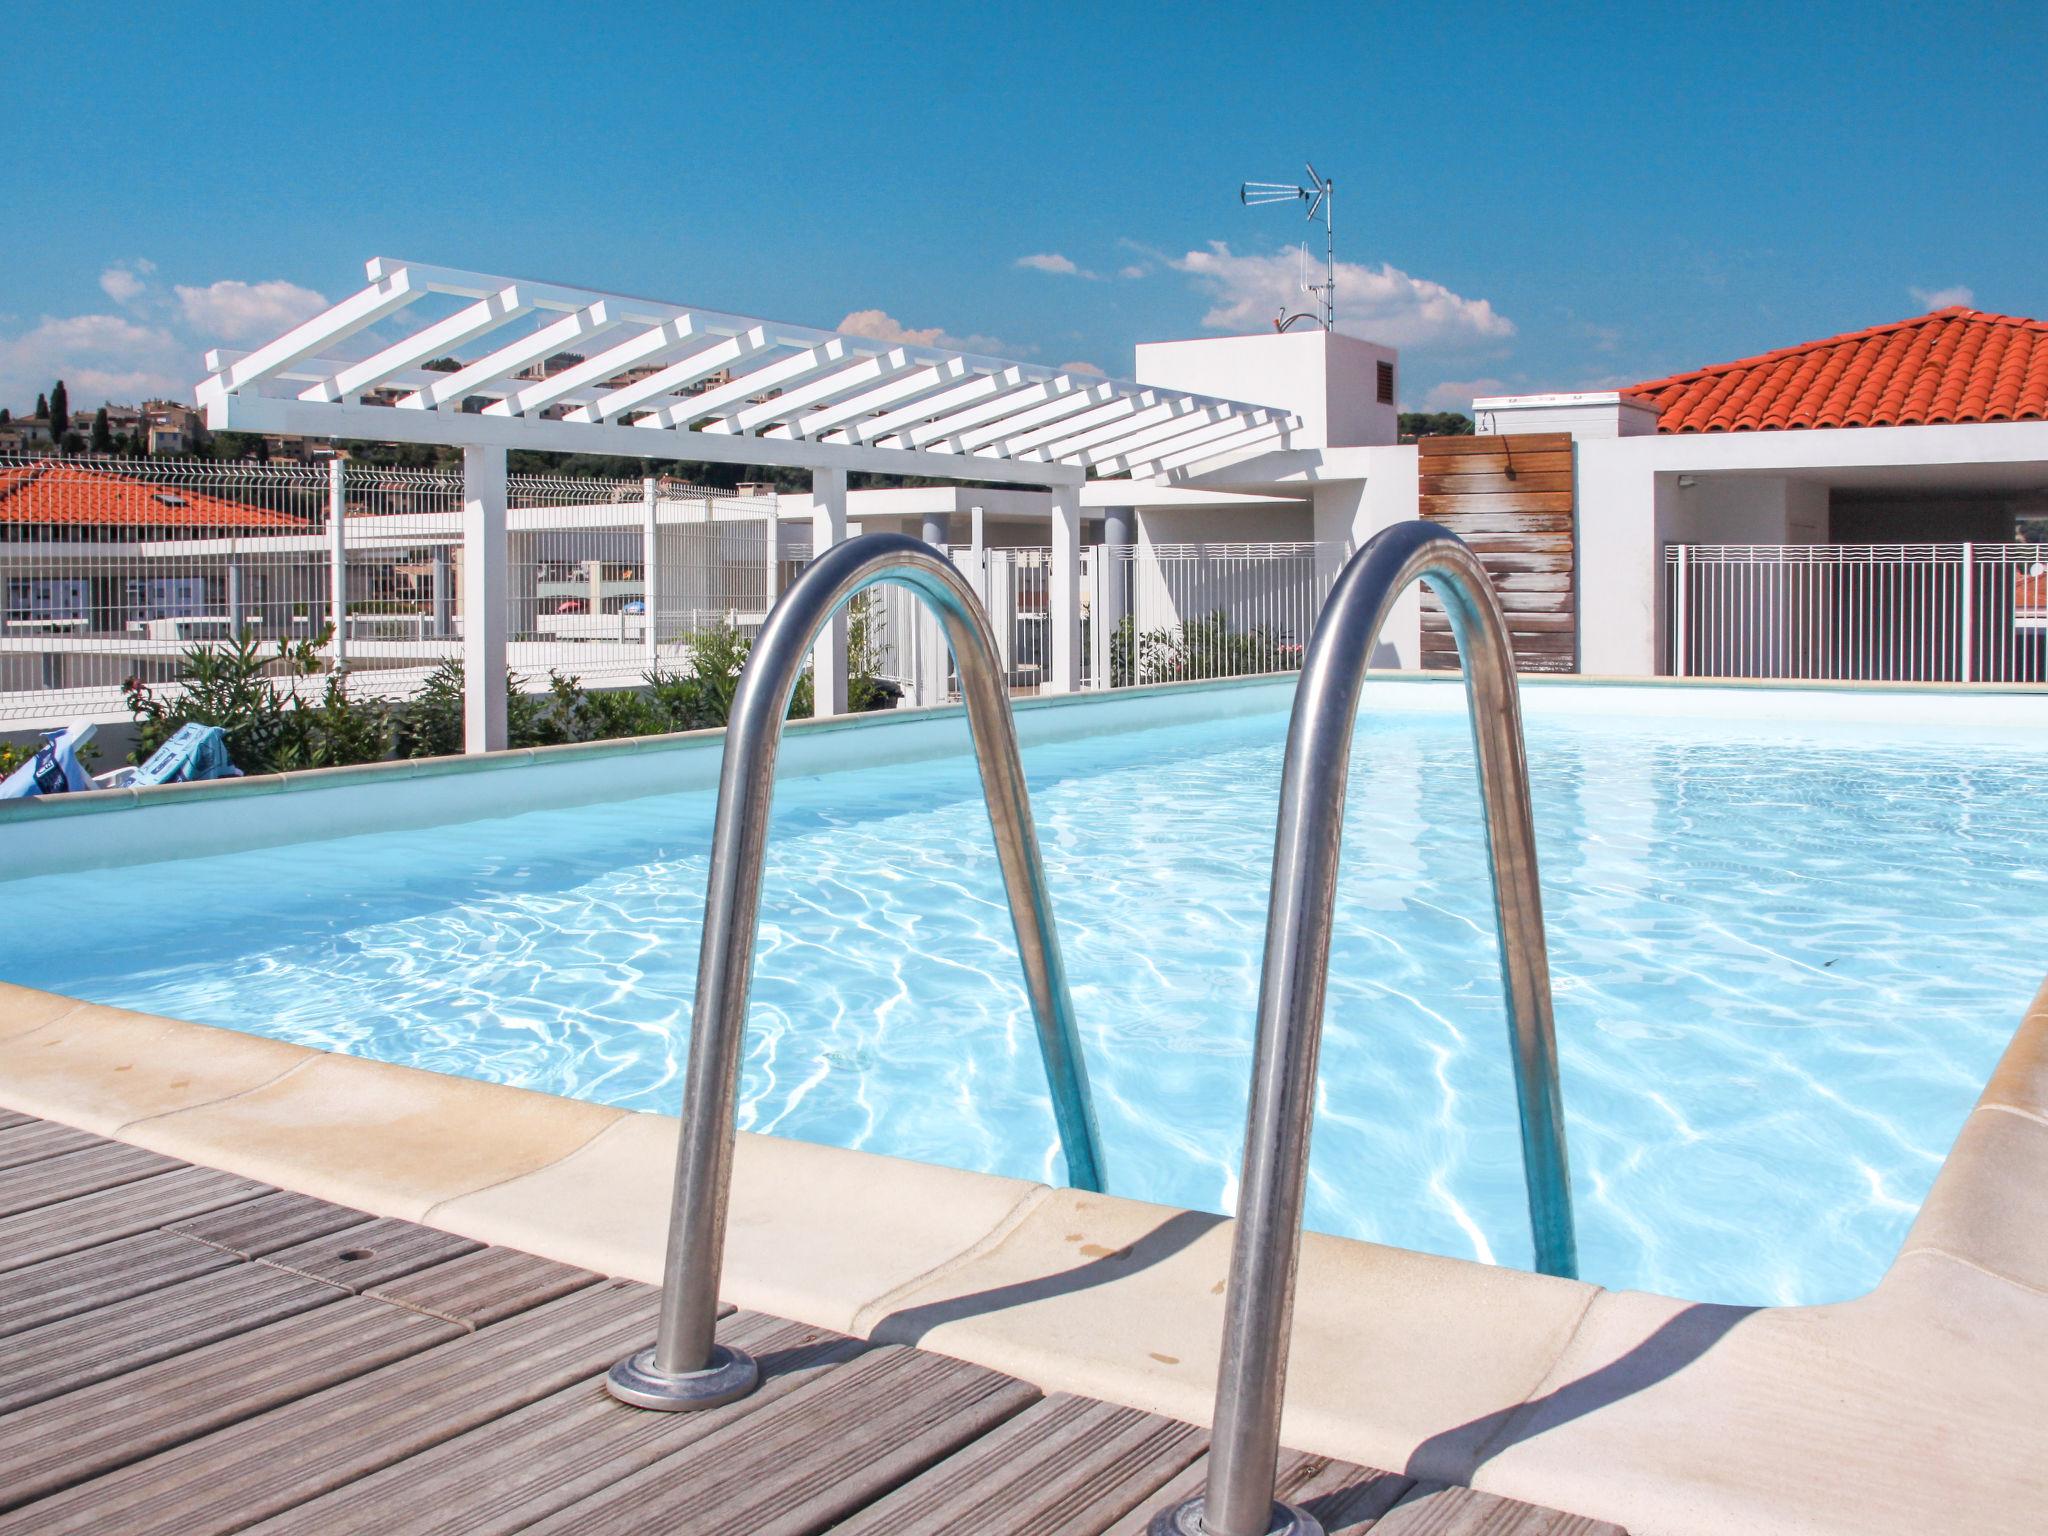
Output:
810,466,849,715
463,444,509,753
1049,485,1081,693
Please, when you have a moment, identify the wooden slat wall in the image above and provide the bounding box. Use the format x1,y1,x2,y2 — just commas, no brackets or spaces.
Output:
1417,432,1577,674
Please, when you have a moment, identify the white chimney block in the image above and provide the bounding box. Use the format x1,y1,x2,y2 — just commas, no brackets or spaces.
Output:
1133,330,1398,449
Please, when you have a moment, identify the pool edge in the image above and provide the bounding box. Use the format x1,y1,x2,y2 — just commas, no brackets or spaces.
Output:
2,973,2046,1535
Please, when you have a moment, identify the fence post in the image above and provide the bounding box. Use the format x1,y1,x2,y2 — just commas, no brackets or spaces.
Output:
327,459,348,670
1048,484,1081,694
1672,544,1689,678
1959,541,1974,683
810,467,848,715
643,476,660,671
968,504,987,601
463,445,509,753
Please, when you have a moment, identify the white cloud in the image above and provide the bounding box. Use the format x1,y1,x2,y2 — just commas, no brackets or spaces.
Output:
1910,284,1973,310
1117,264,1148,280
836,309,1009,356
98,260,155,306
1017,252,1108,281
0,312,189,413
1423,377,1507,410
1058,360,1106,377
1171,242,1514,349
173,278,328,343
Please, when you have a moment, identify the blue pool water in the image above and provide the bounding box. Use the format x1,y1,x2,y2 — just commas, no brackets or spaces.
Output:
3,696,2041,1305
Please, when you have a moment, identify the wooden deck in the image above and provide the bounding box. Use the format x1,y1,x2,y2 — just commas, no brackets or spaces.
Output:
0,1110,1625,1535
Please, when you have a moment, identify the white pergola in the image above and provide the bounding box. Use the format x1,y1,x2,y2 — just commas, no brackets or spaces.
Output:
198,257,1298,749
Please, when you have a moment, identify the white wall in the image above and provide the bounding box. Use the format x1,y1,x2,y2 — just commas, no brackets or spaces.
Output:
1308,445,1422,667
1134,503,1313,543
1474,392,1660,439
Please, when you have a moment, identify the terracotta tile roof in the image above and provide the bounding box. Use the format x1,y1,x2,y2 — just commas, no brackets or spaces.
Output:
0,461,308,529
1626,307,2048,434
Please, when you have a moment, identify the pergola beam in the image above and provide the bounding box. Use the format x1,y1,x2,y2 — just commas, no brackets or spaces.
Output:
207,390,1086,486
198,256,1296,489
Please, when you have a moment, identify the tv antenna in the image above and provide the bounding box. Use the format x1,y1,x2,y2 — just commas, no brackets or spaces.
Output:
1241,163,1334,332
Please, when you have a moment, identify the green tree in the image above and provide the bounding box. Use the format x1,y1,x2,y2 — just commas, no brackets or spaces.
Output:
1397,411,1474,441
34,393,48,419
0,407,11,424
48,380,69,444
90,406,113,454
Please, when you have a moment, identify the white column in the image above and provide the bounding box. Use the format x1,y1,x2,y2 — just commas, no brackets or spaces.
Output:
920,508,950,548
462,444,508,753
1102,504,1133,653
327,459,348,668
642,477,661,668
811,466,848,716
1048,483,1081,694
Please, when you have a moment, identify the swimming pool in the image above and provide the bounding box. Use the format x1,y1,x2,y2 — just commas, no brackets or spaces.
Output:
2,680,2040,1306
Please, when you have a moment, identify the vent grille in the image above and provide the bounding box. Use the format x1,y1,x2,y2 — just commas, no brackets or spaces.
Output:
1376,361,1395,405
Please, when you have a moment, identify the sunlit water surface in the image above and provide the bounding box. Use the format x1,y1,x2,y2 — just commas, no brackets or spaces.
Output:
6,700,2041,1304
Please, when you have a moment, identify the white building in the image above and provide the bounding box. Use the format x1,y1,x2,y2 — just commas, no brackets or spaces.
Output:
1474,307,2048,677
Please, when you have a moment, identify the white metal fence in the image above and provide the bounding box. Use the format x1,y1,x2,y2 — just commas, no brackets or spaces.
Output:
866,540,1338,706
0,454,778,726
1666,543,2048,684
4,452,1346,733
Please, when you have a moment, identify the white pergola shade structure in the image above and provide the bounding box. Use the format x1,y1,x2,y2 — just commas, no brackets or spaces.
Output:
194,257,1299,752
196,258,1297,486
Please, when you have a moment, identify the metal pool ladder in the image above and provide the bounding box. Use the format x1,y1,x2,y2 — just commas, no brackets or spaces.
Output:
606,531,1106,1413
1150,520,1577,1536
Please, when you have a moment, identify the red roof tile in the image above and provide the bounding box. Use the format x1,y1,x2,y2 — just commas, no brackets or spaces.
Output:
0,462,309,529
1626,308,2048,434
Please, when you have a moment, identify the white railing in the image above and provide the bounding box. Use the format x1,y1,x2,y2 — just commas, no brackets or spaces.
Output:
1666,543,2048,684
0,454,777,726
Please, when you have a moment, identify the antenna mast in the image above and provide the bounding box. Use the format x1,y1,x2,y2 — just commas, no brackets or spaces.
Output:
1240,162,1334,332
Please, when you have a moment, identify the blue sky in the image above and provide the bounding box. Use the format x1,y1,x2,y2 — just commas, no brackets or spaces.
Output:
3,1,2042,419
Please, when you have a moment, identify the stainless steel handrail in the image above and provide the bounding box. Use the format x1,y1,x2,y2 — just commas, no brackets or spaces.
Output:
607,532,1107,1413
1151,521,1576,1536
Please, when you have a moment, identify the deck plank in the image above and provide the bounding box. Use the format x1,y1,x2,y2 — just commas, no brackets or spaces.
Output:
242,1310,865,1536
1375,1480,1628,1536
257,1215,480,1292
1101,1447,1417,1535
167,1188,375,1258
523,1343,1040,1536
0,1279,659,1536
0,1113,1626,1536
0,1139,186,1217
0,1230,238,1339
830,1390,1206,1536
364,1242,602,1328
0,1295,460,1518
0,1263,345,1415
0,1118,103,1171
0,1165,271,1273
